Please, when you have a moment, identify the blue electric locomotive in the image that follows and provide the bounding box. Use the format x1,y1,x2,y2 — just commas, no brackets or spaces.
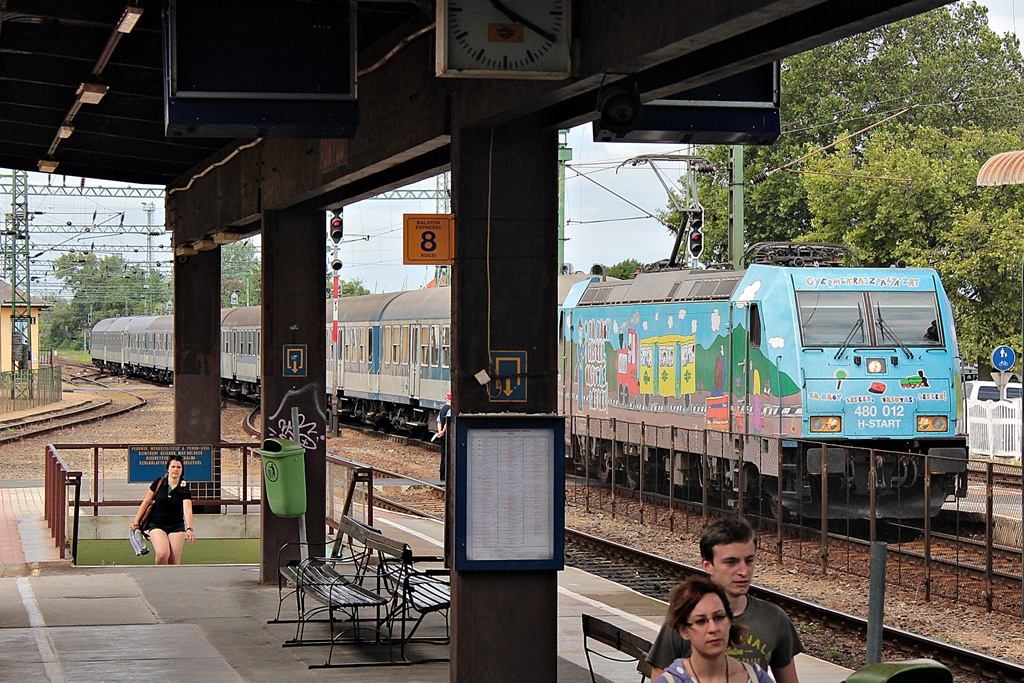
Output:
558,246,967,519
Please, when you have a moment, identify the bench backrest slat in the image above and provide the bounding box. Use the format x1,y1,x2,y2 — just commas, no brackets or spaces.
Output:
582,613,653,668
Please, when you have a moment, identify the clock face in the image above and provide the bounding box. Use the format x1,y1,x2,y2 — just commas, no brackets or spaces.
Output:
437,0,571,78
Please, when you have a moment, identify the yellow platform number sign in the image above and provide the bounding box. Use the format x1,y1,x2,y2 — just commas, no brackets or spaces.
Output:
403,214,454,264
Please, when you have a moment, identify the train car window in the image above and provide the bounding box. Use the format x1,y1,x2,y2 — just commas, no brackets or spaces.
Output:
749,303,762,348
869,292,943,346
420,326,430,366
392,327,401,364
430,325,440,366
360,328,367,363
796,292,867,346
401,325,410,365
368,328,375,363
383,326,392,365
441,325,451,368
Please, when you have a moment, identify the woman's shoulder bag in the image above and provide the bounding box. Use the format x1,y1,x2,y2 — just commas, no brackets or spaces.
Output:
138,476,165,533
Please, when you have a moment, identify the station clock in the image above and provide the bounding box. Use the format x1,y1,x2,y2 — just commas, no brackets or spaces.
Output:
437,0,571,79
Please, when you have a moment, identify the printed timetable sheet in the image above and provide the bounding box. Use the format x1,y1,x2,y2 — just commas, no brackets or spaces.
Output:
464,427,555,562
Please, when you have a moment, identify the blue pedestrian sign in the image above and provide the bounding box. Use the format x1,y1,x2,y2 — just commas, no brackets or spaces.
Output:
991,345,1016,372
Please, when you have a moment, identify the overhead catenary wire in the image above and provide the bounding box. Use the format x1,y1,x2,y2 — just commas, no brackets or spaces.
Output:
749,107,913,185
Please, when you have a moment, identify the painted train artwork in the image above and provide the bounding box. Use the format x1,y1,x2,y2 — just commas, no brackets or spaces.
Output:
91,243,968,521
560,244,967,521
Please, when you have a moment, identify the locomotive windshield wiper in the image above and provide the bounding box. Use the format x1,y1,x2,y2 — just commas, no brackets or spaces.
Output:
875,305,914,359
833,317,864,360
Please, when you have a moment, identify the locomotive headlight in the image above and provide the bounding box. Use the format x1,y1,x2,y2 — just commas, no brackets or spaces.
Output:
866,358,886,373
917,415,948,432
810,416,842,433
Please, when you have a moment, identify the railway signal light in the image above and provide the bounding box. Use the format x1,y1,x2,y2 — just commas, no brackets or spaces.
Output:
329,210,343,244
687,228,704,259
686,206,704,259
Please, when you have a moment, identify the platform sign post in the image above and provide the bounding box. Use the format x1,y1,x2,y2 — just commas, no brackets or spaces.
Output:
991,345,1016,400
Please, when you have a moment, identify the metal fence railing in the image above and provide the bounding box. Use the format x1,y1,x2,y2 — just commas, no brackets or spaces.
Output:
0,365,63,413
43,442,377,563
566,414,1024,617
43,444,82,561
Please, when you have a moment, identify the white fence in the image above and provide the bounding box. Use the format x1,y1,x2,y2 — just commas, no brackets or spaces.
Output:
966,398,1022,461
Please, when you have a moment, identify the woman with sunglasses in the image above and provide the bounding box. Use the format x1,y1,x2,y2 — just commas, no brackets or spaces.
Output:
653,577,772,683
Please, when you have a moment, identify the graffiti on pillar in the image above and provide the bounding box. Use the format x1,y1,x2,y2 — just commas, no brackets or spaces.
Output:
266,383,327,450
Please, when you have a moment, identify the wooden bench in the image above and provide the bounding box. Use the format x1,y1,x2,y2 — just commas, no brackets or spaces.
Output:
273,516,390,650
582,613,653,683
270,515,380,634
272,515,450,668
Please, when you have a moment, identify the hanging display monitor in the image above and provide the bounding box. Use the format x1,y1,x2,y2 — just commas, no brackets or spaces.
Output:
164,0,358,138
594,62,781,145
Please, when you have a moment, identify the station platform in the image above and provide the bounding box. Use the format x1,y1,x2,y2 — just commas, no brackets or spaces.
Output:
0,482,852,682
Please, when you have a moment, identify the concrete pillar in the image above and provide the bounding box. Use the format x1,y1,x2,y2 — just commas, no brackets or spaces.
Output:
174,248,221,502
259,207,327,584
449,115,559,681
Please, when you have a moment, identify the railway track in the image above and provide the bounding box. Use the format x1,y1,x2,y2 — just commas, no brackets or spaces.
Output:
0,364,147,444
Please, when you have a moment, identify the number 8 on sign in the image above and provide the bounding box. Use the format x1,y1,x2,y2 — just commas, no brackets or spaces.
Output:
421,231,436,253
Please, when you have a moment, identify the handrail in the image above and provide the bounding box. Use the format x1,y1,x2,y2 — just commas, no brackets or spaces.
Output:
44,444,83,561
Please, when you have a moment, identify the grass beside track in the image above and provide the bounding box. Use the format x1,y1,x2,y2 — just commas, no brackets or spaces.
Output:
75,538,259,565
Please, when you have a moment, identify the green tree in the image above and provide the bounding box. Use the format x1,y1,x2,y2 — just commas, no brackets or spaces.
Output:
43,253,165,350
222,240,261,307
606,259,645,279
801,125,1024,363
685,2,1024,257
327,277,370,298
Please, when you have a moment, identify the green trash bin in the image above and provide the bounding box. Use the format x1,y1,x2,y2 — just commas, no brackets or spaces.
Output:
846,659,953,683
259,438,307,518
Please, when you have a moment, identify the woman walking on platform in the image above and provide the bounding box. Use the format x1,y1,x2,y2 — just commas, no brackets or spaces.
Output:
653,577,772,683
131,455,195,565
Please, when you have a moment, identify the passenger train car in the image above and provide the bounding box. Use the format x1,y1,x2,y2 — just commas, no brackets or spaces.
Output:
558,246,967,519
93,293,455,430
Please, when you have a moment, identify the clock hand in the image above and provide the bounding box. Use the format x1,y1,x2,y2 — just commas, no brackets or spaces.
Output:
487,0,558,43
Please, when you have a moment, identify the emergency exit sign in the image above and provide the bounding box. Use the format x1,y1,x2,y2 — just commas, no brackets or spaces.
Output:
403,214,454,264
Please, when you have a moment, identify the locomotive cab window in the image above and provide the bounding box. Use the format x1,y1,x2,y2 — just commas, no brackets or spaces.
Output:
871,292,943,346
797,292,867,346
798,290,943,347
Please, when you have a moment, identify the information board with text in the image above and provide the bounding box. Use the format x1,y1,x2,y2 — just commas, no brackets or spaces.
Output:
454,414,564,571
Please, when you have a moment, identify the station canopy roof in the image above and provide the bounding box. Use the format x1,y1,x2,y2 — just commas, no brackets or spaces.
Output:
0,1,420,187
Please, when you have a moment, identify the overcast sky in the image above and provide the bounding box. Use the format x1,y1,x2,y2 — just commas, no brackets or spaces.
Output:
7,1,1019,297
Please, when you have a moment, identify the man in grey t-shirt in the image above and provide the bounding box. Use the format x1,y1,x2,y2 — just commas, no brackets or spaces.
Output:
646,518,803,682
